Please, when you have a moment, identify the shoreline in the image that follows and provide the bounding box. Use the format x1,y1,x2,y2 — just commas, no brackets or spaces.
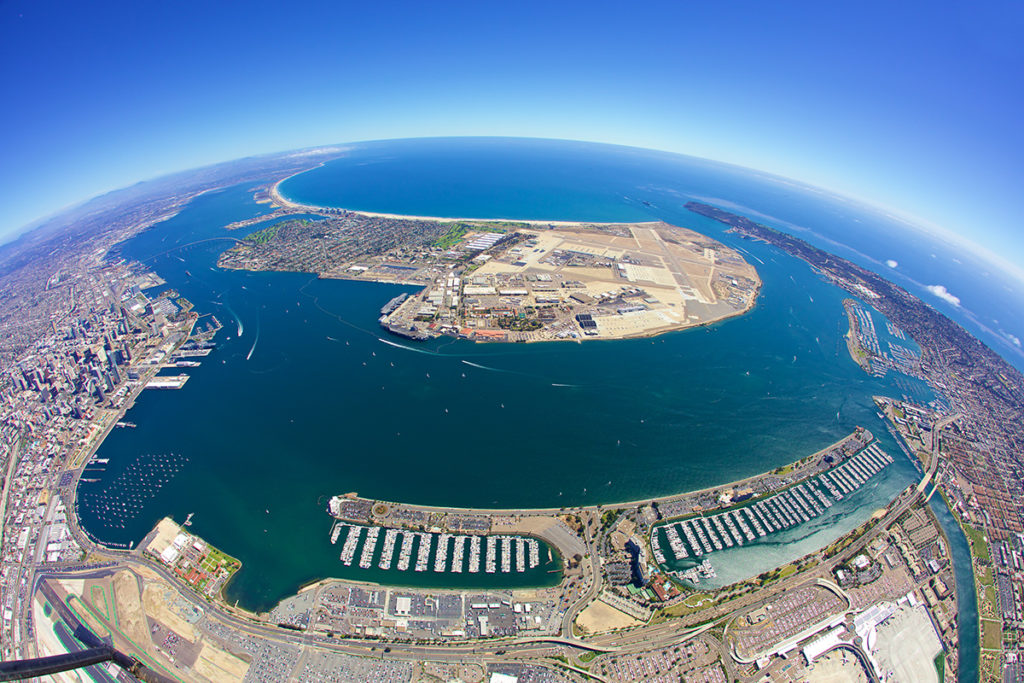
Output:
327,430,868,520
270,172,641,228
255,173,764,344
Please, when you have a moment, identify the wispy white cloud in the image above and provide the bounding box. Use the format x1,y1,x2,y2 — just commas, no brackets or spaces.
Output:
288,146,348,157
885,259,898,268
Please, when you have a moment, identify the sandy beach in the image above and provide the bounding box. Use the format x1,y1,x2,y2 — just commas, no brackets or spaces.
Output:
261,173,762,344
270,174,637,228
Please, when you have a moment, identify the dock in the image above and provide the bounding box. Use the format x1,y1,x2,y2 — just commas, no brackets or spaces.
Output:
145,374,189,390
329,524,544,576
654,443,895,566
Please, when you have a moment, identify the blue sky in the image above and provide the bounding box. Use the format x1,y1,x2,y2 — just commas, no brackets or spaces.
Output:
2,1,1022,282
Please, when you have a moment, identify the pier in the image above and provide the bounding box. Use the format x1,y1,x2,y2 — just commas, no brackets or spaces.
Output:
325,523,546,576
654,442,896,569
144,374,189,390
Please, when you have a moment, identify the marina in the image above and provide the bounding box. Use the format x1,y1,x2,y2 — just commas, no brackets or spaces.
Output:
654,444,896,567
78,453,189,531
378,528,398,570
71,156,936,614
469,536,481,573
415,533,431,571
451,536,465,573
359,526,379,568
327,524,545,577
339,524,361,565
433,533,449,572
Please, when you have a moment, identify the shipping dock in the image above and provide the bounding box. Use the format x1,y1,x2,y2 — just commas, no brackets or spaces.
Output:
145,374,189,390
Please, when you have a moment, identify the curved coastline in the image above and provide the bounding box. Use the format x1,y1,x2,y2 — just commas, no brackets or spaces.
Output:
271,171,627,227
262,173,763,341
73,170,895,608
67,173,782,611
7,142,981,679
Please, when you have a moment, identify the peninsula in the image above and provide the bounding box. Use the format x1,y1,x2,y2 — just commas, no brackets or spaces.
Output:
216,183,761,342
4,152,1021,681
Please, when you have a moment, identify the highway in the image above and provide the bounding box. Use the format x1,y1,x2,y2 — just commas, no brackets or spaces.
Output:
20,424,944,682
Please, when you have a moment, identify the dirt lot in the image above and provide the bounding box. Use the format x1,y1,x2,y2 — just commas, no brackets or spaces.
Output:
575,598,642,634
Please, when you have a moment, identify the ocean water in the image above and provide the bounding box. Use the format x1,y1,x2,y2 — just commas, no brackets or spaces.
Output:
282,137,1024,372
82,139,980,615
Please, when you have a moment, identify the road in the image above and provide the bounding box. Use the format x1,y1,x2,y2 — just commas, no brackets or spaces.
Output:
0,436,23,554
561,513,600,637
20,426,941,680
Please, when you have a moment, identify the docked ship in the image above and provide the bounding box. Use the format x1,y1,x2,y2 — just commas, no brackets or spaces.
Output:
379,293,409,317
380,319,430,341
379,293,430,341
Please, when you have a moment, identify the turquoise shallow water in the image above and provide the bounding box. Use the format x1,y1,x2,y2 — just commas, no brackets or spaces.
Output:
83,140,947,614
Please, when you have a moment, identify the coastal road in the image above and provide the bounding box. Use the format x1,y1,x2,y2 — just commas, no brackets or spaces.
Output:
38,427,925,675
560,513,600,638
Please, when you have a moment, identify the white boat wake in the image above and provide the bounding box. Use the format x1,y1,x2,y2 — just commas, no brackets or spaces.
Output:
226,304,243,337
246,326,259,361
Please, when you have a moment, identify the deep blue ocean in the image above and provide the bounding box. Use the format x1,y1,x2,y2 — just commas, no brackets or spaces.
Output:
77,139,981,676
282,138,1024,373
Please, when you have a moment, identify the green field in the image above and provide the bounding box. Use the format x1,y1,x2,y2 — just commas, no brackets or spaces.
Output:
432,222,507,250
963,524,991,564
981,618,1002,650
246,221,292,245
433,223,469,249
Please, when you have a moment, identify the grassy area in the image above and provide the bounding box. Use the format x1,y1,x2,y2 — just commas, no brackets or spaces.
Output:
661,596,717,619
976,565,998,617
822,519,876,559
934,652,946,683
750,561,800,587
978,565,994,587
433,223,468,249
983,654,1004,683
981,618,1002,650
90,585,110,621
578,651,598,663
599,509,621,530
246,222,285,244
777,563,798,580
682,592,713,608
433,222,508,250
984,584,998,616
964,524,992,564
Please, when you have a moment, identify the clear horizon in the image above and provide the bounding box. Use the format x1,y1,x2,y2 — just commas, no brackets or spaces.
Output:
2,2,1022,286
